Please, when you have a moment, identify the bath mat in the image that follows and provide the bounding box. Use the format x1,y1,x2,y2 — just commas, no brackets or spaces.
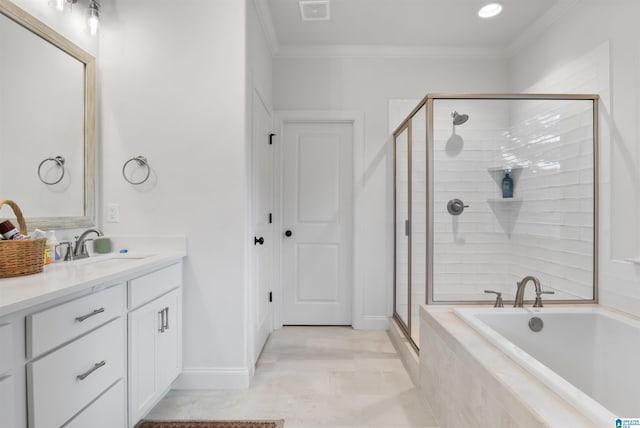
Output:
135,420,284,428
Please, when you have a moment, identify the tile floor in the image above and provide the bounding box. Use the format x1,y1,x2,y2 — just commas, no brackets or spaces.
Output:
148,326,439,428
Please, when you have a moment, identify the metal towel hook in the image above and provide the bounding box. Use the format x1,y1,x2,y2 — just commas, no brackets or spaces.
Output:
122,156,151,185
37,156,66,185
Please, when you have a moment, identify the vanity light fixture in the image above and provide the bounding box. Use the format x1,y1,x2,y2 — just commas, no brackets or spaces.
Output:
478,3,503,18
49,0,76,13
87,0,100,35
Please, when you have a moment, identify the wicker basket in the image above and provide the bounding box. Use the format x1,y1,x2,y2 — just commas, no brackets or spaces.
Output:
0,200,47,279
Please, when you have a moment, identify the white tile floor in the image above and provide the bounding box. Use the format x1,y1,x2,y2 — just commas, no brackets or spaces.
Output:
147,326,439,428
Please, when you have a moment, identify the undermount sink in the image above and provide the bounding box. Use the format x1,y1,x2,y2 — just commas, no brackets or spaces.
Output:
50,253,157,268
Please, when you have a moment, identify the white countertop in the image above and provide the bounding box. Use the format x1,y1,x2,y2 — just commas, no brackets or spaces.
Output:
0,251,186,318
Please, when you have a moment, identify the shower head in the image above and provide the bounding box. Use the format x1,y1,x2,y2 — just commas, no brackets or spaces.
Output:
452,111,469,126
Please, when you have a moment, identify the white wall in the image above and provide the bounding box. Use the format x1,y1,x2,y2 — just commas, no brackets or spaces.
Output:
274,56,508,324
99,0,251,387
509,0,640,316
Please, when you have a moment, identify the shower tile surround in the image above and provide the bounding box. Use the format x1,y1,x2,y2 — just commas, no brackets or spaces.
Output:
431,98,595,302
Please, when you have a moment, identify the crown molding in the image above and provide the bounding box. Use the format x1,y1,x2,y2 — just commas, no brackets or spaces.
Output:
507,0,581,56
275,44,509,59
253,0,279,55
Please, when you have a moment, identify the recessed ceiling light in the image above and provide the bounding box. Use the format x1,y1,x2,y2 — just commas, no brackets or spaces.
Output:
478,3,503,18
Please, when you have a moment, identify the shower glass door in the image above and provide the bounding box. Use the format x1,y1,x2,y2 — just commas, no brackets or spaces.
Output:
394,124,410,334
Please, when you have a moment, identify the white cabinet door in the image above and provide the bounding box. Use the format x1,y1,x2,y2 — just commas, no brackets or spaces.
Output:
156,289,181,390
128,288,181,427
0,375,15,428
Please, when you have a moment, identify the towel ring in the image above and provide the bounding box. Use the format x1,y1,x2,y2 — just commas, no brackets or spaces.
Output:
122,156,151,185
37,156,65,185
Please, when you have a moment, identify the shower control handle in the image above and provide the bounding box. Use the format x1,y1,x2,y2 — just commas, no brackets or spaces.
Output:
447,198,469,216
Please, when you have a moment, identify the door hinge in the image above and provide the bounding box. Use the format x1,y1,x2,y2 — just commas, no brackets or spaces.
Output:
269,291,273,302
269,133,276,145
268,213,273,224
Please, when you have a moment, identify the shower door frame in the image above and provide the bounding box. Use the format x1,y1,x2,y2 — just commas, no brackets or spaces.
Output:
392,93,600,347
424,93,599,305
392,120,414,347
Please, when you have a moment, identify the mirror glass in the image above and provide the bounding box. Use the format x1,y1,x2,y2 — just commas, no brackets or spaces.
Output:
0,5,95,229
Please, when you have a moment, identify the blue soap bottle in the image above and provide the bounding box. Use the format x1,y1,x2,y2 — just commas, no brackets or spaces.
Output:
502,170,514,198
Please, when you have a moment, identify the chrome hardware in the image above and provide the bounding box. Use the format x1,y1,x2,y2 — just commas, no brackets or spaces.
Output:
514,275,553,308
37,156,65,185
164,307,169,331
75,307,105,322
76,360,106,381
528,317,544,332
484,290,504,308
447,198,469,216
534,290,555,308
59,241,74,261
158,309,165,333
122,156,151,185
73,228,103,260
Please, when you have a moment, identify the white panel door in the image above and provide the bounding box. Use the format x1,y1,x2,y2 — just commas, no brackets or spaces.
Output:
282,121,353,325
252,90,274,360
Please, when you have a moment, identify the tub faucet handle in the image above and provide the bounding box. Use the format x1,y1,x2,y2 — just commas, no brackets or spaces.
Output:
484,290,504,308
534,290,555,308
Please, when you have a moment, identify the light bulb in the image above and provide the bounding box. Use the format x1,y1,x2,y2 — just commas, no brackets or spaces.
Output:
87,1,100,36
88,14,99,35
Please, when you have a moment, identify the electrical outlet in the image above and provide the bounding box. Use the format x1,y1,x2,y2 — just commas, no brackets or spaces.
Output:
107,203,120,223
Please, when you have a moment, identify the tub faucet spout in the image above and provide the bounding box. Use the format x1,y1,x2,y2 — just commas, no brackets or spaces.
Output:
513,276,542,308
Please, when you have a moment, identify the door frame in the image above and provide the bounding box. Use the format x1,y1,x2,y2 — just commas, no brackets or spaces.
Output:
273,110,365,329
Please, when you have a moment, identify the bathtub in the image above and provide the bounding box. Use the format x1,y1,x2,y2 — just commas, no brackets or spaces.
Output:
454,307,640,426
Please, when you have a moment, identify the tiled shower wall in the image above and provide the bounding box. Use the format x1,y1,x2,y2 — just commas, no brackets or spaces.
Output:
431,98,594,302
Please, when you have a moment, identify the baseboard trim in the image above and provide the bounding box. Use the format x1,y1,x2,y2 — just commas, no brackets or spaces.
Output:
353,315,389,330
173,367,250,390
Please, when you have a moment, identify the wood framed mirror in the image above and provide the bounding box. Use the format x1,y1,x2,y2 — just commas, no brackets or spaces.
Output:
0,0,96,230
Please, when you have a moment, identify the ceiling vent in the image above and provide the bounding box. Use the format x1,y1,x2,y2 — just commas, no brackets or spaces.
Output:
299,0,330,21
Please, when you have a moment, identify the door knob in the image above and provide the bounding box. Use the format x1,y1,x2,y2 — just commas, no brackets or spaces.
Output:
254,236,264,245
284,230,293,237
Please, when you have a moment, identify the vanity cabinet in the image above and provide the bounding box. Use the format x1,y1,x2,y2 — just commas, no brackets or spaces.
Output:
128,264,182,427
25,283,126,428
0,256,184,428
0,321,16,428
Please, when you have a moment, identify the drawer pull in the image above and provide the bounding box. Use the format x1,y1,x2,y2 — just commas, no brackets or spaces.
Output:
164,307,169,331
158,309,165,333
75,308,105,322
76,360,106,381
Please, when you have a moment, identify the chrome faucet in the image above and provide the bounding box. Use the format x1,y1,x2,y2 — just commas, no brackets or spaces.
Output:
73,228,103,259
513,276,555,307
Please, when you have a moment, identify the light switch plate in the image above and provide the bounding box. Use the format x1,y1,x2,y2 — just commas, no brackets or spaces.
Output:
107,203,120,223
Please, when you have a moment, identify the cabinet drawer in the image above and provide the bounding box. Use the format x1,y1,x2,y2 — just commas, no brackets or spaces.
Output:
66,379,125,428
27,283,125,359
0,323,12,375
129,263,181,309
27,317,125,428
0,375,15,428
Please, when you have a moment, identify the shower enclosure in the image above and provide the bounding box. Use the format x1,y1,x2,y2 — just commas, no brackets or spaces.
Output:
393,94,599,349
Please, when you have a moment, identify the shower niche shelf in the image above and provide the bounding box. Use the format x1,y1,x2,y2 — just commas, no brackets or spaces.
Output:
487,165,526,195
